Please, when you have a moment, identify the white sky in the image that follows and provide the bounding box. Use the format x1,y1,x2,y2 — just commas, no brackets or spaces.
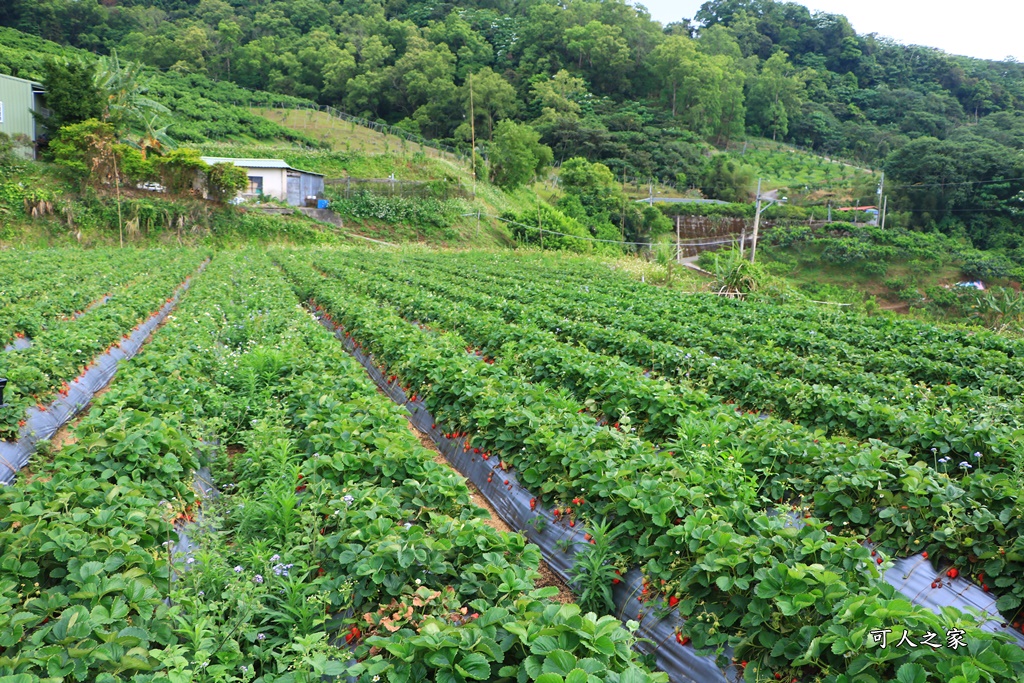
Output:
640,0,1024,62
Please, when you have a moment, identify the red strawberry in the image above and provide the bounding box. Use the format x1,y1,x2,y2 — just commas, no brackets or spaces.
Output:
668,596,679,607
983,584,990,592
504,480,509,485
530,498,536,510
947,568,959,579
569,520,575,528
922,551,928,559
876,557,883,564
775,674,782,681
584,533,592,541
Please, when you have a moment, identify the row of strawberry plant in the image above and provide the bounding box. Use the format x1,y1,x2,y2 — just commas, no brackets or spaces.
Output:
166,252,666,683
0,248,175,347
0,250,664,683
337,250,1010,416
0,251,243,681
354,251,1021,468
457,250,1024,385
276,251,1024,683
397,251,1022,408
308,251,1024,625
0,249,209,438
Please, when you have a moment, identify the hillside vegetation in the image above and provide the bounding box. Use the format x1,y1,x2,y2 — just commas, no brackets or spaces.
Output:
4,0,1024,248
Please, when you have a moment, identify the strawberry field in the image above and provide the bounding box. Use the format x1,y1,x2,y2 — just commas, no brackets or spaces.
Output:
2,247,1024,683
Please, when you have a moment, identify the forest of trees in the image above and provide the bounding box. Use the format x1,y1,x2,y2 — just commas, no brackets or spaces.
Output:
3,0,1024,246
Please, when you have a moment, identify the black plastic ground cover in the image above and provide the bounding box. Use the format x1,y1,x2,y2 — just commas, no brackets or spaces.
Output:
0,261,209,486
169,465,220,569
771,512,1024,647
313,310,737,683
3,337,32,352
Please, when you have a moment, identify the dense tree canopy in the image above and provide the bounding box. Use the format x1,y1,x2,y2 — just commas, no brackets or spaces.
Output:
5,0,1024,243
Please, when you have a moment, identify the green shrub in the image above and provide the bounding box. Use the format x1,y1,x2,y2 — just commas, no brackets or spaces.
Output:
328,190,465,231
206,161,249,202
959,253,1012,280
884,276,912,291
502,203,595,254
0,132,18,168
156,148,207,195
859,261,888,277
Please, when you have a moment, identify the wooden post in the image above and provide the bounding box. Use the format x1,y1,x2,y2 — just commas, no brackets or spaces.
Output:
539,209,544,250
675,215,681,264
739,227,746,259
469,71,477,201
750,178,762,263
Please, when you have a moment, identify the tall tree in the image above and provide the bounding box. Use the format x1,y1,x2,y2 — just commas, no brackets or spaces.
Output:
38,59,104,132
461,67,518,140
746,50,805,140
488,120,553,190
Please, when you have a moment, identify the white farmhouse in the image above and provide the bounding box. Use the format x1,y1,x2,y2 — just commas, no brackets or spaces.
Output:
200,157,325,206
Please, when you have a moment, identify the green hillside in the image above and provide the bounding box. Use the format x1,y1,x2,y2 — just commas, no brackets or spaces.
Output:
4,0,1024,247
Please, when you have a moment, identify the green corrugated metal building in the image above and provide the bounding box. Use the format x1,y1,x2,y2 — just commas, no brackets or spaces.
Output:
0,73,46,159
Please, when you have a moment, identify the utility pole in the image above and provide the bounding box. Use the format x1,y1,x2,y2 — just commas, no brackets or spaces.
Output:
827,201,832,223
469,71,477,200
750,178,762,263
877,171,884,222
881,195,888,230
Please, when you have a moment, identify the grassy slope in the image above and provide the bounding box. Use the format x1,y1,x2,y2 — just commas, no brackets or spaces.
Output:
241,109,543,248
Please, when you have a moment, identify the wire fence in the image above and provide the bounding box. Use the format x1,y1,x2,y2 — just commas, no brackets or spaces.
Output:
487,212,765,255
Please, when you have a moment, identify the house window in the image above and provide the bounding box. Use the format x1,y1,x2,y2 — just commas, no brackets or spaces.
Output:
247,176,263,194
0,101,4,124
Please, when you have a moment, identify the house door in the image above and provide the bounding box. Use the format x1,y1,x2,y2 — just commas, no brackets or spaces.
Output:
286,174,302,206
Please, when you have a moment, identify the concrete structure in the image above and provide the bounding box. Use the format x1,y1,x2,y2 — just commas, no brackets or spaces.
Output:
200,157,325,206
0,73,46,159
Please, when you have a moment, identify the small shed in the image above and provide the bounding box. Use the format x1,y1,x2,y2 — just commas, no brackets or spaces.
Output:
199,157,325,206
0,73,46,159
